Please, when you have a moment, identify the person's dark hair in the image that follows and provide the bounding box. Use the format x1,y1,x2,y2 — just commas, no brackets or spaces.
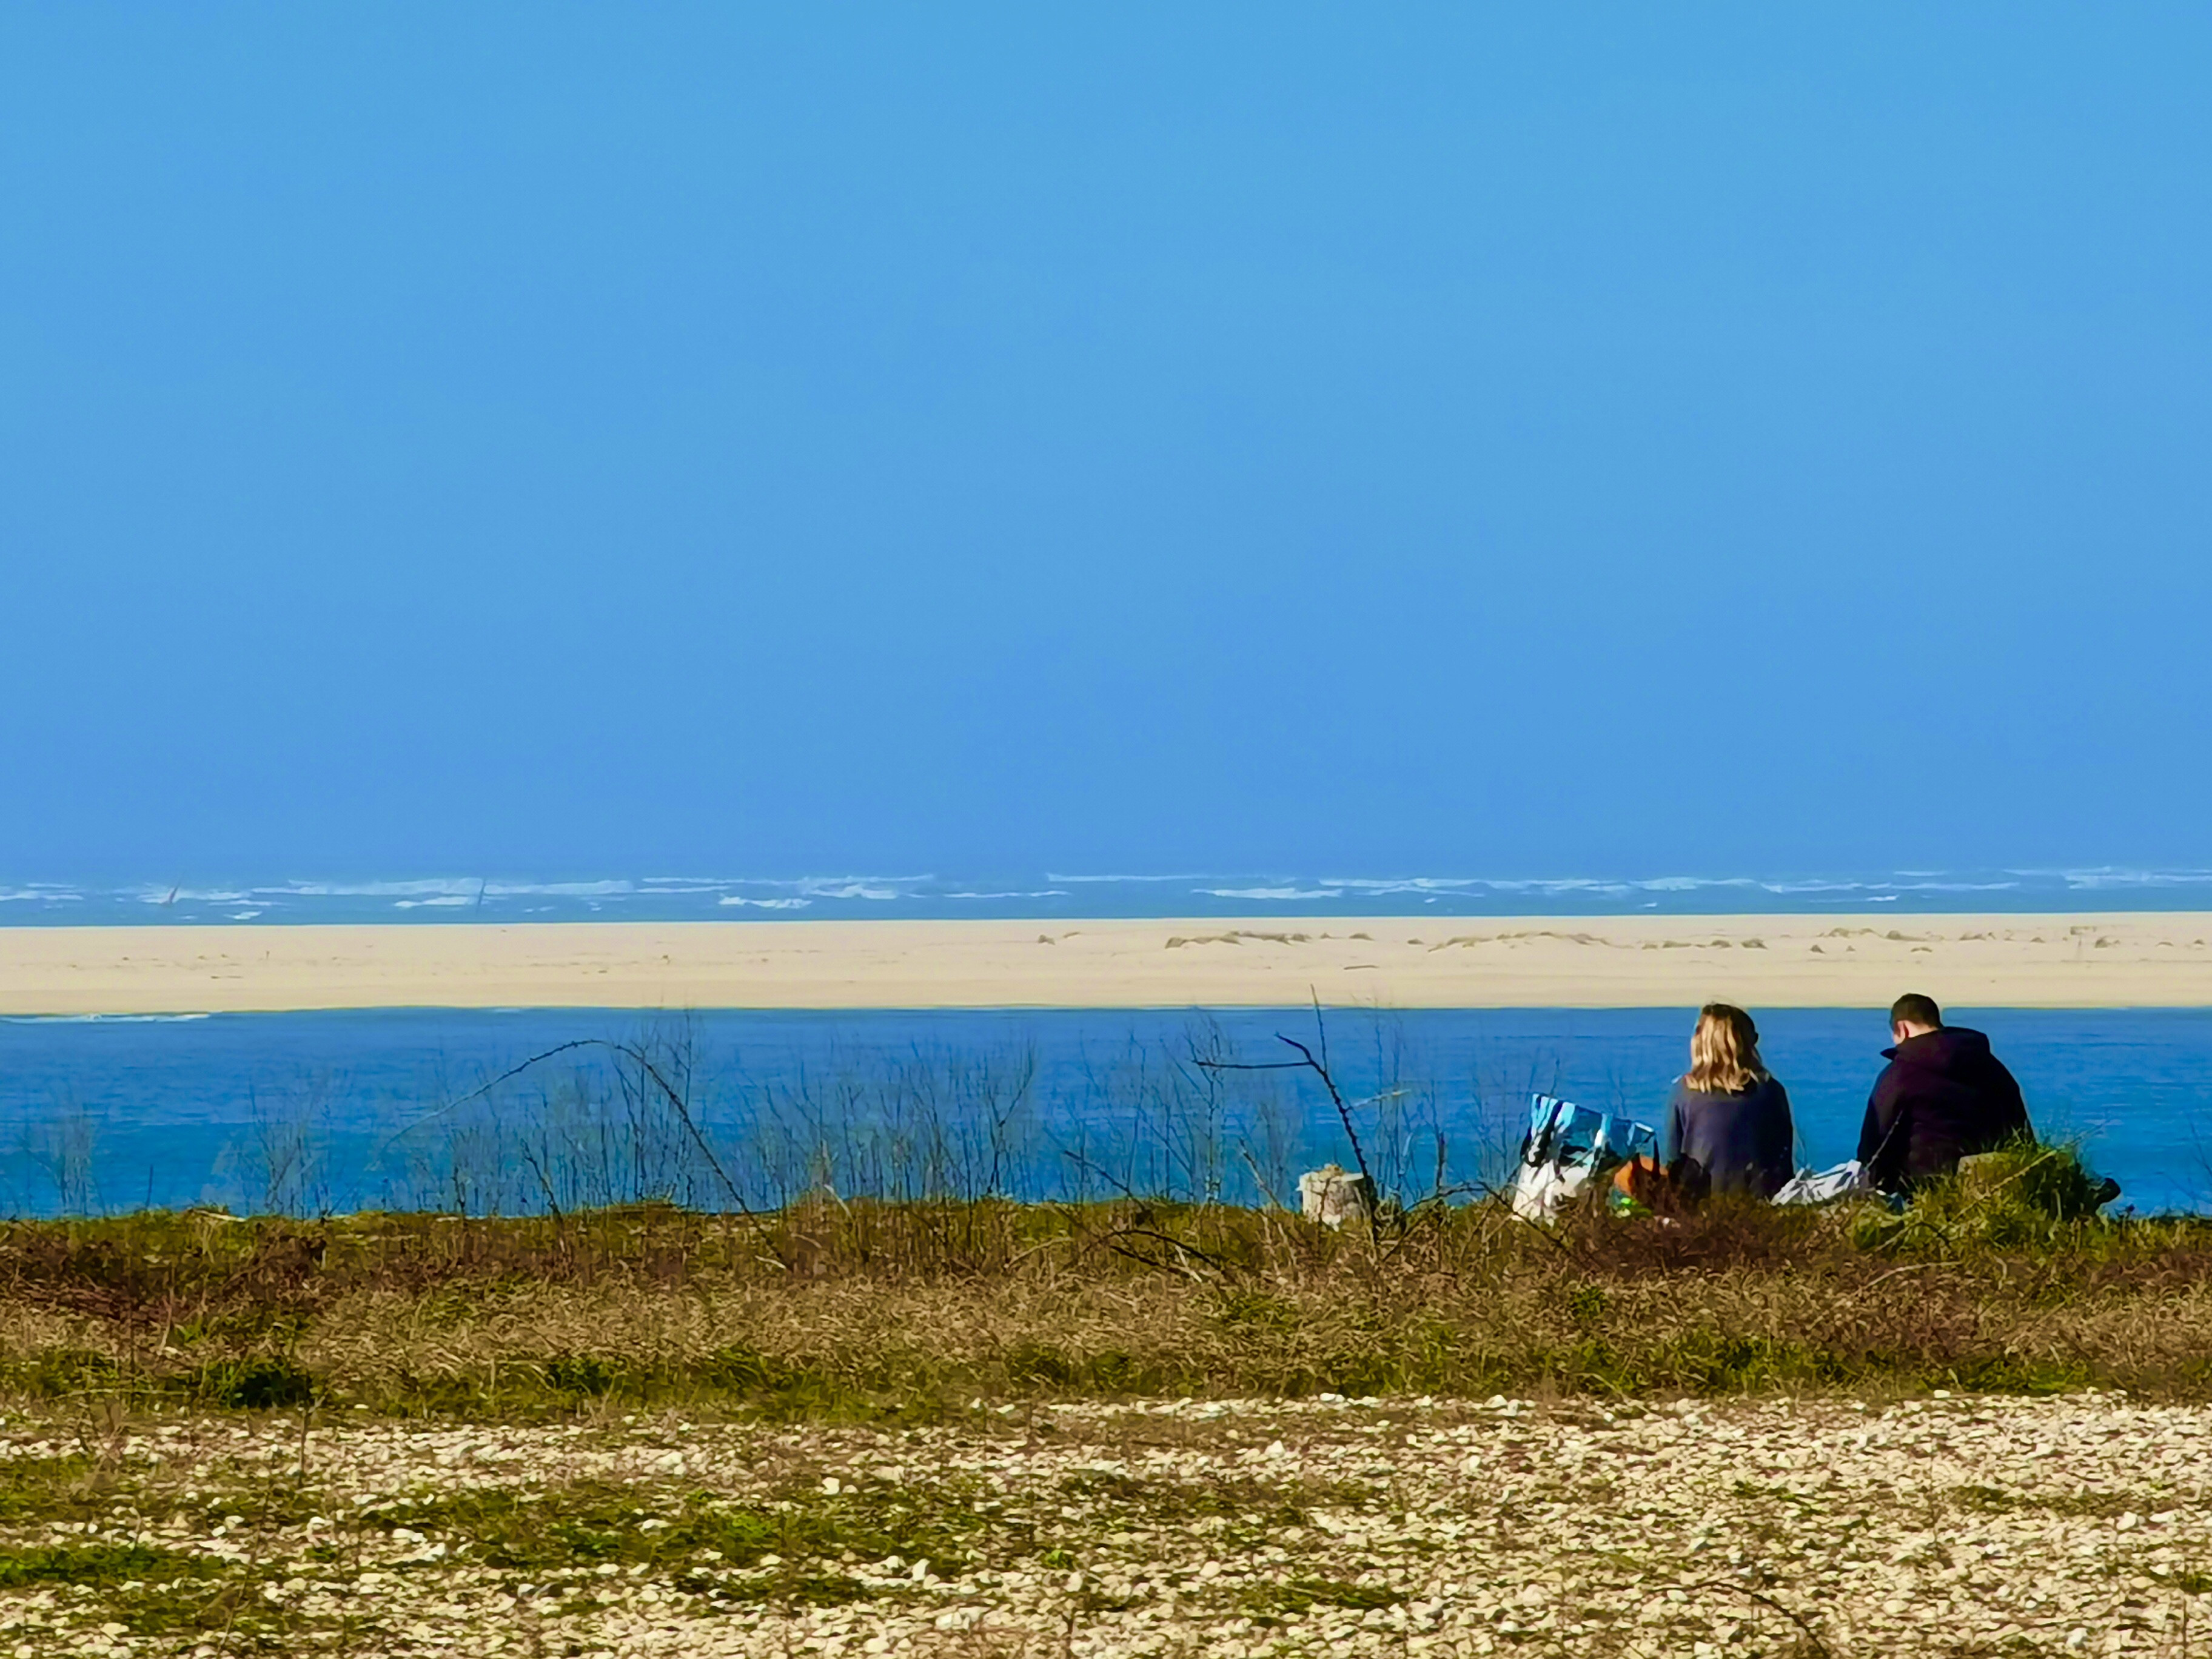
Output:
1889,993,1943,1030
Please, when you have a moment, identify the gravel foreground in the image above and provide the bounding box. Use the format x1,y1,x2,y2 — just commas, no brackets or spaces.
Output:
5,1392,2210,1657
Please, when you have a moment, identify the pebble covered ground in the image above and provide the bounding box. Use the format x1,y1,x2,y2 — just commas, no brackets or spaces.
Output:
4,1390,2211,1657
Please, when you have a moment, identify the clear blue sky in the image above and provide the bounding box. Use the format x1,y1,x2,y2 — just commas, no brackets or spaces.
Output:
4,5,2208,882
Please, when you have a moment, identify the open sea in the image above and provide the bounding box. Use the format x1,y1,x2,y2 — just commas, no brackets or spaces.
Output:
6,865,2212,925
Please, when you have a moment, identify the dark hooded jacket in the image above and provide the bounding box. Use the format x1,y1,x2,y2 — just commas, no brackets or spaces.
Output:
1857,1027,2032,1191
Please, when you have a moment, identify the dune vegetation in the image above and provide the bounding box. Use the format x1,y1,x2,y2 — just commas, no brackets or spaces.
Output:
1,1146,2204,1420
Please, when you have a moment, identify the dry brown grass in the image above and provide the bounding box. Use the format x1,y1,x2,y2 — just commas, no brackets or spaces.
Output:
5,1180,2212,1418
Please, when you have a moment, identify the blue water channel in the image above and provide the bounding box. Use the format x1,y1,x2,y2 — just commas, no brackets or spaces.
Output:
4,1007,2208,1216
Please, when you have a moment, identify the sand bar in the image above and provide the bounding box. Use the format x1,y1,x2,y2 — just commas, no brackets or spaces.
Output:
2,914,2211,1013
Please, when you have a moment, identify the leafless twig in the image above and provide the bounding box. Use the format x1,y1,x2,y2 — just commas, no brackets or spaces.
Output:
1195,994,1382,1246
1669,1577,1831,1658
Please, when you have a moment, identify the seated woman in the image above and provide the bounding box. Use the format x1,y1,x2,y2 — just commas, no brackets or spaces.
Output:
1665,1003,1795,1199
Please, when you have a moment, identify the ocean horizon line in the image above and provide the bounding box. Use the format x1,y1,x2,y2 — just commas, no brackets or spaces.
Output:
5,865,2212,928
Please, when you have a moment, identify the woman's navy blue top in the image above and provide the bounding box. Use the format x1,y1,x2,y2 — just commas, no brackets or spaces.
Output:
1664,1074,1795,1199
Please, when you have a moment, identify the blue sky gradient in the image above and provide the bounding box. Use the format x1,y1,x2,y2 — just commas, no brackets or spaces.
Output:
4,5,2208,883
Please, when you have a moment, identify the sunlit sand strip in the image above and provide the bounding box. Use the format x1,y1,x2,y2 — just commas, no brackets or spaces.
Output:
1,915,2210,1014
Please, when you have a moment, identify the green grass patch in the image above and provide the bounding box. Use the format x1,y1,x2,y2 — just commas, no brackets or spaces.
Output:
0,1453,106,1523
1056,1469,1367,1533
360,1474,996,1580
2151,1568,2212,1595
0,1544,298,1640
1242,1574,1404,1621
195,1355,316,1409
0,1541,219,1590
1949,1484,2142,1520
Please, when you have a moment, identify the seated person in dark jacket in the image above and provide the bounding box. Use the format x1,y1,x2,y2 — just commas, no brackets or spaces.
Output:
1857,993,2033,1193
1664,1003,1796,1199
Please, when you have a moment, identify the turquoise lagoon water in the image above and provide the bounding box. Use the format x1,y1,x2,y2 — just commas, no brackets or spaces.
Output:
4,1007,2208,1218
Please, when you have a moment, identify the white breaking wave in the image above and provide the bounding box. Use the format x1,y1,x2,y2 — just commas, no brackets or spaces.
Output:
483,880,637,898
1197,886,1345,901
262,878,481,899
1744,880,1872,894
2043,867,2212,890
1046,872,1213,883
1460,877,1640,896
267,878,640,900
2,1011,212,1023
1891,880,2023,893
717,897,811,910
1322,877,1483,894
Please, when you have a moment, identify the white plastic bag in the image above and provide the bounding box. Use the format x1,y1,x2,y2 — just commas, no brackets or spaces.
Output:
1772,1159,1867,1205
1510,1093,1657,1222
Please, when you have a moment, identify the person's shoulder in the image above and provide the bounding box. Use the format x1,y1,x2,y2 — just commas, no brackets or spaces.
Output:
1866,1051,1909,1101
1671,1078,1728,1111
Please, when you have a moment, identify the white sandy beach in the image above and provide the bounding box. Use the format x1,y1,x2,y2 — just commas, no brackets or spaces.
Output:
1,914,2209,1014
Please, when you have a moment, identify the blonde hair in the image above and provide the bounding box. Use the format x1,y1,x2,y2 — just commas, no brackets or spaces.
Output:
1686,1002,1767,1093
